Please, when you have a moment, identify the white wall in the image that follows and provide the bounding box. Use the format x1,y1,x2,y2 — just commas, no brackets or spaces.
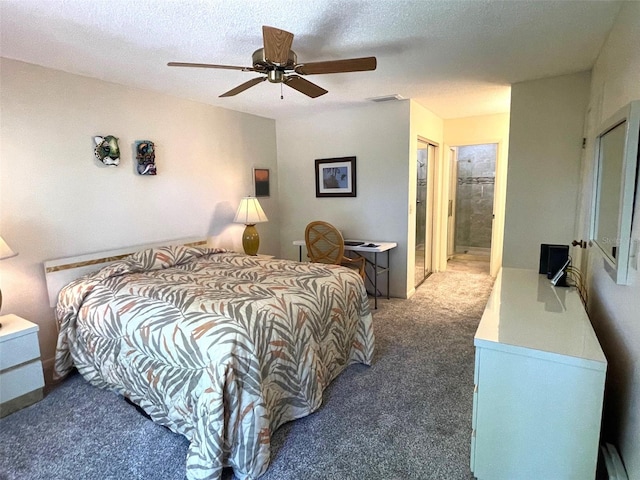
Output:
276,100,411,297
0,58,278,382
580,2,640,478
503,71,591,269
276,100,445,299
409,101,445,290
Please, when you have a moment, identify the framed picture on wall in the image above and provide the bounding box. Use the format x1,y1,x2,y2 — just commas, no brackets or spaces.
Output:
315,157,356,197
253,168,270,197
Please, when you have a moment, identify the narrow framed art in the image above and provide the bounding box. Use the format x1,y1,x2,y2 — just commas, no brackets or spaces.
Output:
253,168,270,197
315,157,356,197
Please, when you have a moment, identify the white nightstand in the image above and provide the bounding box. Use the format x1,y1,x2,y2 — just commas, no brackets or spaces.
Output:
0,314,45,417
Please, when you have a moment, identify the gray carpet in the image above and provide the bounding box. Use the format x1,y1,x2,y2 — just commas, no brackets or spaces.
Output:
0,258,493,480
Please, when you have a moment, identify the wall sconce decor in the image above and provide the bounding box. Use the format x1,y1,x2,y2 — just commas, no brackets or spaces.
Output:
136,140,157,175
93,135,120,166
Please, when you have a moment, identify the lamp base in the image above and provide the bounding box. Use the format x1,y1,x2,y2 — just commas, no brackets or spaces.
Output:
242,224,260,256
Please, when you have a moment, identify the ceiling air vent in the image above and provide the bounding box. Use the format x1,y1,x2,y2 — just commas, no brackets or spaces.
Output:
368,94,405,102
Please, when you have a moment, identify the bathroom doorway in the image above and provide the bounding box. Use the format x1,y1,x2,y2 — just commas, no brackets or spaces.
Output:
450,143,496,260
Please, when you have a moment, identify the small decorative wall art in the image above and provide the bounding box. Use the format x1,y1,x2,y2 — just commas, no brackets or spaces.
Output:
253,168,270,197
315,156,356,197
94,135,120,166
135,140,157,175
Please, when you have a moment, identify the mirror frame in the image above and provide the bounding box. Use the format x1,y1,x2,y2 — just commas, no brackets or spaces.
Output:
591,100,640,285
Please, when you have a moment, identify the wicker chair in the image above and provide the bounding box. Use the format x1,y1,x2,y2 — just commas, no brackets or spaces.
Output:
305,221,366,280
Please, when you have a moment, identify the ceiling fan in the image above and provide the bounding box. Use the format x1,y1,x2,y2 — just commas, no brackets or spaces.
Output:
168,26,377,99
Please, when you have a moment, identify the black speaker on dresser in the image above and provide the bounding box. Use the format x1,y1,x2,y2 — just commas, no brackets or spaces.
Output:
539,244,569,287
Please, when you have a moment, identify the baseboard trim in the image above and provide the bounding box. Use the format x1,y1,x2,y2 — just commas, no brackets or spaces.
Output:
41,356,61,392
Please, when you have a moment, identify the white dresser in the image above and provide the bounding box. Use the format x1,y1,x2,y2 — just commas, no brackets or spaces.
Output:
471,268,607,480
0,314,45,417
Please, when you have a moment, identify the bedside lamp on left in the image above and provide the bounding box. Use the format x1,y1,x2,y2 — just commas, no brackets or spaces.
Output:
0,235,18,321
234,197,268,256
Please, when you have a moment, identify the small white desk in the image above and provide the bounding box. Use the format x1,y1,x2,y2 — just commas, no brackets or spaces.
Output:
293,240,397,309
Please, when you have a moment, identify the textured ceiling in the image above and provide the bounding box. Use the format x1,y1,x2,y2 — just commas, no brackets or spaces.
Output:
0,0,623,120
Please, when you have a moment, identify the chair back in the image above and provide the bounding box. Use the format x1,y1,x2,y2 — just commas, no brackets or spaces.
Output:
305,221,345,265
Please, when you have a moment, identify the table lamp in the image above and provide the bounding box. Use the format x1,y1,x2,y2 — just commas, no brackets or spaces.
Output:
234,197,268,255
0,235,18,321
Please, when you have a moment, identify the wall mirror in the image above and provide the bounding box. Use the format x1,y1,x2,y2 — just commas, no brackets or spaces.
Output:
591,100,640,285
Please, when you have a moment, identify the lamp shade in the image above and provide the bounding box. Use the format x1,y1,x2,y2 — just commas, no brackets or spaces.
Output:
0,235,17,260
234,197,268,225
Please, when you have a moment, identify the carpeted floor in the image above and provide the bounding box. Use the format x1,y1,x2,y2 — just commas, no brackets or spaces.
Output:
445,254,490,275
0,258,493,480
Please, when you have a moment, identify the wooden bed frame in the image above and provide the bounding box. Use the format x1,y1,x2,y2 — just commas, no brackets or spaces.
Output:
43,237,208,308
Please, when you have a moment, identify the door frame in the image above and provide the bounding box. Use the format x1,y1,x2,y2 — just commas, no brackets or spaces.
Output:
415,136,439,287
445,140,507,276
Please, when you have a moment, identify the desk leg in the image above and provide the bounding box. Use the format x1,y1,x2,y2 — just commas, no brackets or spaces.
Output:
386,250,390,300
358,250,391,310
298,246,302,262
374,252,378,310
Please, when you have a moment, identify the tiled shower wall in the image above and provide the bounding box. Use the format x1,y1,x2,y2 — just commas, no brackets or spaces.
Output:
455,144,496,253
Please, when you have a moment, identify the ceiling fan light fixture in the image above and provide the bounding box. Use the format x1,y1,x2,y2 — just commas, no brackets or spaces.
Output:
268,70,285,83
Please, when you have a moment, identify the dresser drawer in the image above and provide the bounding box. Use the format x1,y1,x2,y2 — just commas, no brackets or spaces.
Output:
470,383,478,472
470,428,477,472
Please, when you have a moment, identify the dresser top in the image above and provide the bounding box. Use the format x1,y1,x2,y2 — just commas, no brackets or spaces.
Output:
0,314,39,342
475,268,606,369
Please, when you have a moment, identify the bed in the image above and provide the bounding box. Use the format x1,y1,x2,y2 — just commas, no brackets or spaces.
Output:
46,239,374,480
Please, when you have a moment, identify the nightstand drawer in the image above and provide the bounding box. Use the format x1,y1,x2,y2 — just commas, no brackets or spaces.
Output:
0,360,44,403
1,329,40,370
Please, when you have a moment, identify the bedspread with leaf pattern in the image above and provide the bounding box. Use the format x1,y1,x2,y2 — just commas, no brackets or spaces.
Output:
54,246,374,480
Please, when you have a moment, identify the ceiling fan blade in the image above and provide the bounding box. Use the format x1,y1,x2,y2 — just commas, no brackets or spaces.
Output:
168,62,255,72
262,26,294,65
219,77,266,97
284,75,328,98
294,56,377,75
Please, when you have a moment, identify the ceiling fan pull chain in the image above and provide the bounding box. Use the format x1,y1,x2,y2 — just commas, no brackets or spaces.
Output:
280,82,284,100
